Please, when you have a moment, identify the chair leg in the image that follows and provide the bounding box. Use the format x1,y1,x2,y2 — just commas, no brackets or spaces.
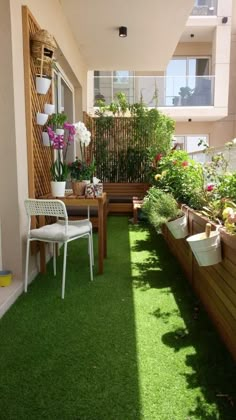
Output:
61,242,68,299
53,243,56,276
24,239,30,293
88,234,93,281
91,231,94,266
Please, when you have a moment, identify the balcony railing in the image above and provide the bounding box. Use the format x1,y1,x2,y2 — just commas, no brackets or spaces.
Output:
93,75,215,108
190,0,218,16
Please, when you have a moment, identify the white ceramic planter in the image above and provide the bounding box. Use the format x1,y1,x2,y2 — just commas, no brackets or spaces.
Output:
166,214,189,239
36,76,51,94
56,128,64,136
42,132,50,147
187,230,222,266
44,103,55,115
36,112,48,126
51,181,66,197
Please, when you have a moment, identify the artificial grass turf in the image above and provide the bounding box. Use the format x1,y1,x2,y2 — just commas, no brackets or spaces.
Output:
0,216,235,419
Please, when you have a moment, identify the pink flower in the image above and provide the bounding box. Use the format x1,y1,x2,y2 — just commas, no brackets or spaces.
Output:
206,184,214,192
181,161,188,167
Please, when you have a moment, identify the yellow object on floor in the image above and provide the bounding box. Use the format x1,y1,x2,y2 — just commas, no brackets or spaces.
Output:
0,270,12,286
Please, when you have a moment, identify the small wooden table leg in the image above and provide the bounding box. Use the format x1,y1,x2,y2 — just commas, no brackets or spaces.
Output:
133,205,139,224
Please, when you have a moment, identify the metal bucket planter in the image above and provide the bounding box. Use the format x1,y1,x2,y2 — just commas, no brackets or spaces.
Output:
187,230,222,266
166,214,189,239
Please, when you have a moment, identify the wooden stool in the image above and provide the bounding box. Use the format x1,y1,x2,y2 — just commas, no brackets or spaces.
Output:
133,199,143,224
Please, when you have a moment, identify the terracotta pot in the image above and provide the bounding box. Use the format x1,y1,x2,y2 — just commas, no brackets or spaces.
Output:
71,181,86,196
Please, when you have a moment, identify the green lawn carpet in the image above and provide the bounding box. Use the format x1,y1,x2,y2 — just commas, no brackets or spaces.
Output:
0,216,235,419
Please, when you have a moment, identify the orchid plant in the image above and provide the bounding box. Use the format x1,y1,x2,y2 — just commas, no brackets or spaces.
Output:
47,121,75,182
68,122,95,181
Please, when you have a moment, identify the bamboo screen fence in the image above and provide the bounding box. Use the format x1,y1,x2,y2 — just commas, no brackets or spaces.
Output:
22,6,53,199
84,113,153,183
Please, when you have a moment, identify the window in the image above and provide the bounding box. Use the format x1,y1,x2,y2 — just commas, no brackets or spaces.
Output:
53,66,75,163
166,57,211,106
173,135,208,163
94,70,134,105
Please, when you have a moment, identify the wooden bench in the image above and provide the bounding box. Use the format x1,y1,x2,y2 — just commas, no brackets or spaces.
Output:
103,183,150,214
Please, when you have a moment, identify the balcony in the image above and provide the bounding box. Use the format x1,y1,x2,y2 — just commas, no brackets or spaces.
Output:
93,75,215,108
190,0,218,16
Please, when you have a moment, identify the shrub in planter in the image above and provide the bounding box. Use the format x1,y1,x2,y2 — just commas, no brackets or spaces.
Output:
142,186,184,233
153,150,205,210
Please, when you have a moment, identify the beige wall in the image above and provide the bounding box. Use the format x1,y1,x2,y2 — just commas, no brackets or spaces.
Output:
175,0,235,148
0,0,87,281
174,42,212,57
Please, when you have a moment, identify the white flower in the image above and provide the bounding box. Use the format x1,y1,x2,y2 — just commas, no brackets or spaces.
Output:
73,121,91,146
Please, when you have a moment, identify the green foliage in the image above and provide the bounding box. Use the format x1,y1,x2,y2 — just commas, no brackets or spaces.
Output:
94,97,175,182
142,187,182,232
153,150,205,209
68,157,95,181
50,155,68,182
48,113,67,129
217,172,236,202
115,92,129,115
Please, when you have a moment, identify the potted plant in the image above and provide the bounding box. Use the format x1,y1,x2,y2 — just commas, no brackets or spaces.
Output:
47,121,75,197
142,186,188,238
178,86,193,106
48,112,68,135
67,122,95,195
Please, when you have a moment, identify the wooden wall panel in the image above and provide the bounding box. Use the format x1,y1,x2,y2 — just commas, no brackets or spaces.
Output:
22,6,52,199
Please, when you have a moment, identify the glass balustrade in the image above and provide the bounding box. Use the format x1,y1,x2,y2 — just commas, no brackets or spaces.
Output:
190,0,218,16
93,75,215,108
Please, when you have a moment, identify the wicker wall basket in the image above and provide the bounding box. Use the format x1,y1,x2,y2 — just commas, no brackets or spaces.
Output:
31,29,57,77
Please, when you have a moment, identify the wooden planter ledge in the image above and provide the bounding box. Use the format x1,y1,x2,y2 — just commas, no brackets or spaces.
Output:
162,205,236,361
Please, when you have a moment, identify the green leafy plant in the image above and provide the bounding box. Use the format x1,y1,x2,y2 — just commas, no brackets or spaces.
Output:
142,187,182,232
48,112,68,129
153,150,205,209
68,157,95,181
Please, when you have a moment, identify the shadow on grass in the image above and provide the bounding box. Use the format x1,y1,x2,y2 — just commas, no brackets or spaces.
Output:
0,217,141,420
130,223,236,419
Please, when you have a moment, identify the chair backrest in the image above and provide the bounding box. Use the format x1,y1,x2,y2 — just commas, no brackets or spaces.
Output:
24,199,68,219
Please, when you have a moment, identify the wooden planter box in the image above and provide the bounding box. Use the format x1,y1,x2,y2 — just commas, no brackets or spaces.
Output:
162,205,236,361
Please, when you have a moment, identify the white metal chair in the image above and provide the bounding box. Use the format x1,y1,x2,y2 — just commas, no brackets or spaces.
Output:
24,199,94,299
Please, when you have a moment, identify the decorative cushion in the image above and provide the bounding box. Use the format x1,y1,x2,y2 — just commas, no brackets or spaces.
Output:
30,221,91,241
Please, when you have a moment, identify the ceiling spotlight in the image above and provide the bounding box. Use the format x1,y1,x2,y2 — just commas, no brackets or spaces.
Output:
119,26,127,38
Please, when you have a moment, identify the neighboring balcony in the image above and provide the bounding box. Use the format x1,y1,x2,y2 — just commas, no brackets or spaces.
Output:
94,75,215,107
190,0,218,16
91,74,229,121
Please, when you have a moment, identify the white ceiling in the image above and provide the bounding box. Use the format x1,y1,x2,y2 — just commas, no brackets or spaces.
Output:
60,0,195,71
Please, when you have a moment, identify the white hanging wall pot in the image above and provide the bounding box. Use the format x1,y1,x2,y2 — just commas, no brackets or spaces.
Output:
44,103,55,115
166,214,189,239
36,112,48,126
187,230,222,266
42,131,50,146
56,128,64,135
36,76,51,94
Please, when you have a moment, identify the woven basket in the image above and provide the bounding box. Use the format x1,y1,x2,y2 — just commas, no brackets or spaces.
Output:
31,30,57,77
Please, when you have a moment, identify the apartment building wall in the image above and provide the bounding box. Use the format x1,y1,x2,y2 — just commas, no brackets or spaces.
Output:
0,0,87,281
175,0,234,147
